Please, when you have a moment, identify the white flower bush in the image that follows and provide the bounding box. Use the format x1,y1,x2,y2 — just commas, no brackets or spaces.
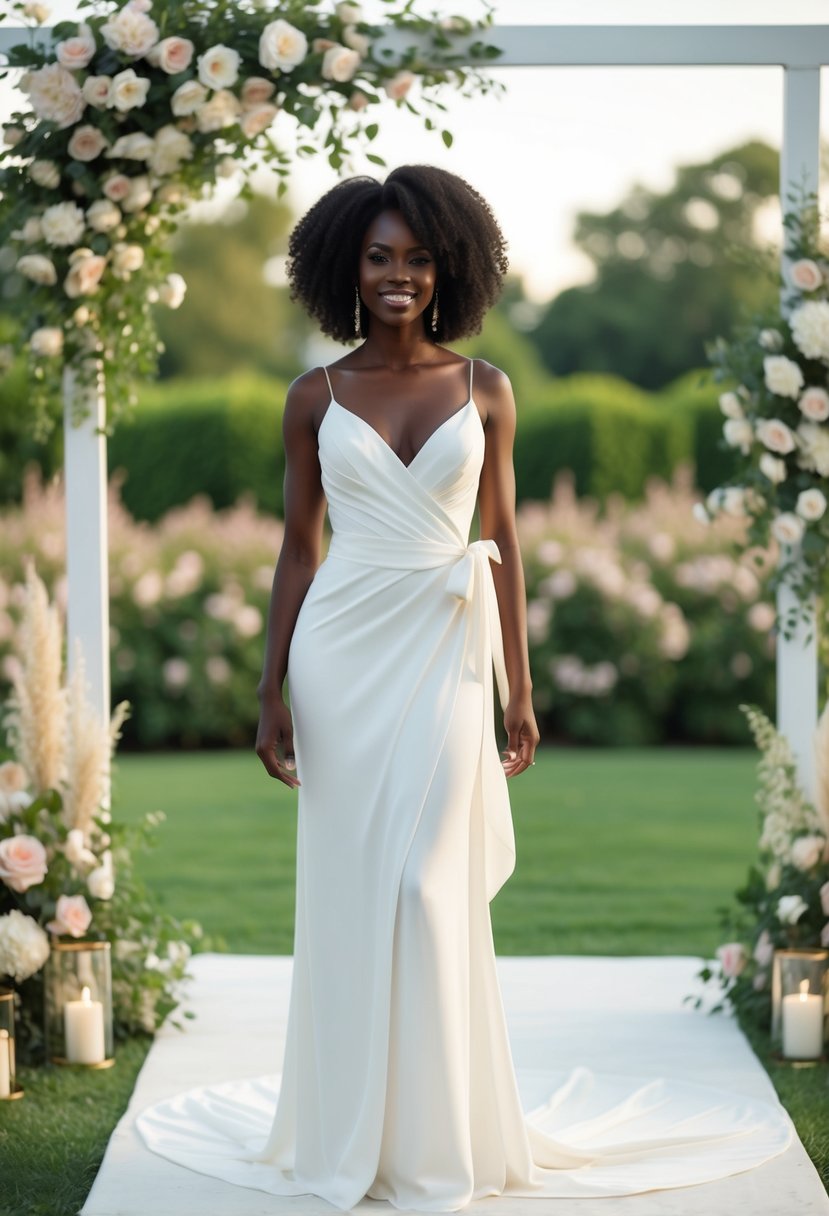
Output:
0,0,503,438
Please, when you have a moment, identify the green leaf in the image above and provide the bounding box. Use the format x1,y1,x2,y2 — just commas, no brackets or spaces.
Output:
364,123,379,141
441,129,453,148
365,152,386,166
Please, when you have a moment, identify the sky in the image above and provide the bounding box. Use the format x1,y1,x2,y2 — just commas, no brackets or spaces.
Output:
1,0,828,301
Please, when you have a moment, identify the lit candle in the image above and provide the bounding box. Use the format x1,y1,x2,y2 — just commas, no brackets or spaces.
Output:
64,985,105,1065
782,978,824,1060
0,1029,10,1097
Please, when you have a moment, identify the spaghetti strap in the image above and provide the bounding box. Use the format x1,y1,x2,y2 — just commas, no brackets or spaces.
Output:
321,364,334,401
468,357,474,399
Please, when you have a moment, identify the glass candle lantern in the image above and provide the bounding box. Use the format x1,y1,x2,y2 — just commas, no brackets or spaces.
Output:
0,987,23,1099
771,948,828,1062
44,941,115,1068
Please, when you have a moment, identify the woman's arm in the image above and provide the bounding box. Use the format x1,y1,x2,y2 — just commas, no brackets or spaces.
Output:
255,372,328,788
476,360,540,777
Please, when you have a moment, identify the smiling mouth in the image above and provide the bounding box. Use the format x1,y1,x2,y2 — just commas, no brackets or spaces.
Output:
381,293,416,304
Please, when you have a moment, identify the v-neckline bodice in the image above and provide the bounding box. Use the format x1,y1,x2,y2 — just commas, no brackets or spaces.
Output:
325,395,478,472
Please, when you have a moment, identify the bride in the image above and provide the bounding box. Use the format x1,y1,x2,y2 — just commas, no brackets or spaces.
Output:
135,163,793,1212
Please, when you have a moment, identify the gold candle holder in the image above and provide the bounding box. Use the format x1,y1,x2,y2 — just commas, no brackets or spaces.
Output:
771,947,828,1064
0,987,23,1099
44,940,115,1068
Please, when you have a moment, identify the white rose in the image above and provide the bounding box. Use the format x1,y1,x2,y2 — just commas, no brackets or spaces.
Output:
790,299,829,361
67,124,110,162
721,487,746,517
322,44,361,82
23,2,50,22
26,62,85,129
723,418,753,453
16,254,57,286
64,828,98,870
0,910,50,982
718,391,744,419
789,257,823,292
764,355,804,399
122,175,153,213
30,326,64,356
791,834,826,871
47,892,93,938
100,6,159,57
170,79,209,116
759,452,787,484
758,328,784,352
156,182,184,205
796,487,827,521
82,75,113,110
197,43,241,90
240,104,279,139
109,67,151,113
15,217,44,242
770,511,805,546
111,243,145,277
29,158,60,188
86,198,122,233
64,253,106,298
342,25,370,57
159,272,187,308
337,2,363,21
776,893,809,925
240,76,276,108
145,36,194,74
41,201,85,246
106,132,155,161
87,850,114,900
798,386,829,422
259,18,308,71
56,21,96,70
147,124,193,175
384,70,415,101
796,422,829,477
102,172,132,202
756,417,796,455
195,90,241,133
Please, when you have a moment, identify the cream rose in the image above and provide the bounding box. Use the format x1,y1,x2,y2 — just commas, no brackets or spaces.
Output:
384,70,415,101
16,254,57,286
259,18,308,71
29,158,60,188
14,216,43,243
106,132,154,161
0,834,48,892
798,386,829,422
240,76,276,107
23,2,50,22
26,62,85,129
771,511,805,546
342,25,370,57
64,253,107,298
64,828,98,870
715,941,746,978
82,75,113,110
777,893,808,925
759,453,786,484
102,172,132,202
789,257,823,292
145,35,194,74
30,326,64,356
795,487,827,521
796,422,829,477
721,487,746,517
170,79,208,116
159,272,187,308
758,328,784,352
337,1,363,21
756,417,796,455
87,850,114,900
722,418,753,454
100,6,159,57
86,199,122,233
67,124,110,162
322,44,361,82
240,104,279,139
148,124,193,175
109,67,151,113
47,892,93,938
56,21,96,70
791,834,826,871
197,43,241,90
41,200,86,246
195,90,241,133
122,175,153,213
718,391,744,419
111,243,145,278
764,355,804,399
791,299,829,361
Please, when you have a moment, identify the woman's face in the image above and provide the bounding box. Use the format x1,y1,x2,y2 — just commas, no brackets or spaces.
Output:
357,208,437,335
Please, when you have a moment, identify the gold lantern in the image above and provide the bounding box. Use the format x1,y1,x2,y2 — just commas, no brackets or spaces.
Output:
771,947,828,1063
44,940,115,1068
0,986,23,1099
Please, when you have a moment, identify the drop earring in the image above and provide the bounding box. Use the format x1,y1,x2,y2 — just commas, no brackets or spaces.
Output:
431,288,439,333
354,286,361,337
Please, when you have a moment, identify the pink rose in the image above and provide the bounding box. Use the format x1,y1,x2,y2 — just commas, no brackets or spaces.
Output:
791,834,825,871
102,173,132,202
384,70,415,101
67,124,110,162
240,76,276,108
240,104,278,139
0,834,48,892
64,253,107,298
752,929,774,967
789,258,824,292
56,22,96,70
715,941,747,978
146,36,194,74
798,386,829,422
47,892,93,938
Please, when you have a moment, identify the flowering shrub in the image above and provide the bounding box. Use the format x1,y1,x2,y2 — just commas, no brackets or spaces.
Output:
690,703,829,1026
702,184,829,636
0,0,502,438
0,563,206,1063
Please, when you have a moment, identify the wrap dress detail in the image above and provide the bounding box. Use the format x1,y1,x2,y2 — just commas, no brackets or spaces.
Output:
135,357,794,1211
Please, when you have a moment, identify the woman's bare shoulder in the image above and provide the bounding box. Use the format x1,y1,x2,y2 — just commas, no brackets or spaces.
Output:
283,366,331,431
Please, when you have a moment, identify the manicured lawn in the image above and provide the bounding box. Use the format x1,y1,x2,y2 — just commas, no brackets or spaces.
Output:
2,747,826,1216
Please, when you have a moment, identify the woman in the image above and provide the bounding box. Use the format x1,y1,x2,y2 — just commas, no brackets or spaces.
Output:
136,164,793,1211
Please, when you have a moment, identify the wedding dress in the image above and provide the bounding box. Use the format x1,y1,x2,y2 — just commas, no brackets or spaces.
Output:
135,357,794,1211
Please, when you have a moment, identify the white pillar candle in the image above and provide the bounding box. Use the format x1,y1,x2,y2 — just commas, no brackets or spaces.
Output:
782,979,824,1060
64,985,105,1064
0,1029,10,1097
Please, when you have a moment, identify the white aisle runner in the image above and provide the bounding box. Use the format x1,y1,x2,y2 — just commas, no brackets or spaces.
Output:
80,954,828,1216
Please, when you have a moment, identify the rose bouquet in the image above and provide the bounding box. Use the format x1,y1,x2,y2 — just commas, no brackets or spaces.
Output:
0,562,205,1063
0,0,502,438
699,183,829,638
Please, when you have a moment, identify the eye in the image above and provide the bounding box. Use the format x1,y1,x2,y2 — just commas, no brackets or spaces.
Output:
367,252,386,262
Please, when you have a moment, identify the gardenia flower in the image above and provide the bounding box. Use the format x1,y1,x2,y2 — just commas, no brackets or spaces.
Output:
756,417,796,455
763,355,804,399
798,385,829,421
758,328,784,351
770,511,805,546
715,942,746,978
41,200,85,247
67,124,110,162
777,893,809,925
109,67,151,113
788,257,824,292
259,18,308,71
100,5,159,58
0,834,48,892
0,910,50,982
47,892,93,938
796,421,829,477
145,36,195,74
791,834,826,870
197,44,241,90
30,326,64,357
796,488,827,521
24,62,85,129
722,418,752,454
759,452,786,483
56,21,96,70
16,254,57,286
322,44,362,82
790,299,829,361
29,158,59,188
718,391,744,419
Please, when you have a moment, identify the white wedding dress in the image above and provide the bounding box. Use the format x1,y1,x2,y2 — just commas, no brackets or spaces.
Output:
135,358,793,1212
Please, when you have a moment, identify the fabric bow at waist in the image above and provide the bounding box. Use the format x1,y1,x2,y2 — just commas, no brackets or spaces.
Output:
327,531,509,710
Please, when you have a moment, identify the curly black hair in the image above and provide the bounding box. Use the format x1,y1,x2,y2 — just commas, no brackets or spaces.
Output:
285,163,509,345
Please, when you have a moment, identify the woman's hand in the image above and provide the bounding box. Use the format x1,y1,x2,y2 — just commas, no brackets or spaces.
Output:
501,693,540,777
256,695,301,789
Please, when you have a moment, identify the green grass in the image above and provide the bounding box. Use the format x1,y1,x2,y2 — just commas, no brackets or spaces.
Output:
1,747,826,1215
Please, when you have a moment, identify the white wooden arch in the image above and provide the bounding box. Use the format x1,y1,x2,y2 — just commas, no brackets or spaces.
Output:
1,20,827,795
